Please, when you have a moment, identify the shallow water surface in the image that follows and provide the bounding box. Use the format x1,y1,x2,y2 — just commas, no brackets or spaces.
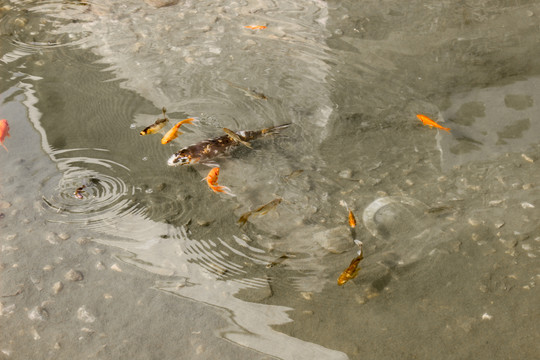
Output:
1,0,539,359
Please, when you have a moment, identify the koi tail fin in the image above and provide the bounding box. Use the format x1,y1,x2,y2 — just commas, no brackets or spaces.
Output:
261,123,291,136
442,126,451,132
237,211,252,226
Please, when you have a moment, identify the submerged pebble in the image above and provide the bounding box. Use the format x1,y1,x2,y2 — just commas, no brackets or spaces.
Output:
64,269,84,282
110,264,122,272
197,220,212,227
339,169,352,179
46,233,59,245
1,303,16,316
30,327,41,340
5,234,17,241
77,306,96,323
28,306,48,321
52,281,63,294
76,237,91,245
521,202,535,209
521,153,534,163
313,226,352,254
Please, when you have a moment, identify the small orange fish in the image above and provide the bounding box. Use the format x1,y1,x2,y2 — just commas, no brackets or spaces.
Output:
141,107,168,135
244,25,267,30
161,118,196,144
348,210,356,228
0,119,10,152
416,114,450,132
204,167,235,196
337,248,364,286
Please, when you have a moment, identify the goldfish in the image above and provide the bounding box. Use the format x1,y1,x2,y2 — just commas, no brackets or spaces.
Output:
223,128,252,148
140,108,168,135
203,167,235,196
339,200,356,228
74,185,86,199
416,114,450,132
348,210,356,228
244,25,267,30
0,119,10,152
168,123,290,166
337,245,364,286
161,118,196,144
237,198,282,226
224,80,267,100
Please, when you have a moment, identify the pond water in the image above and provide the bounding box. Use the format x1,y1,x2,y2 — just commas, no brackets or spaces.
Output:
1,0,539,359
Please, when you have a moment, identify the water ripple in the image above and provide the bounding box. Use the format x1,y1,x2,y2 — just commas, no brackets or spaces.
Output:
0,0,91,64
41,150,138,229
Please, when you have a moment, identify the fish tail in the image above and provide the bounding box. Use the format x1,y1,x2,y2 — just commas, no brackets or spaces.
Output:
262,123,291,136
442,126,451,132
237,212,252,225
219,186,235,196
210,184,235,197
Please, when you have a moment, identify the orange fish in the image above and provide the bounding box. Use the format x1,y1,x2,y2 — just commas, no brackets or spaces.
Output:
0,119,10,152
244,25,267,30
416,114,450,132
340,200,356,228
337,248,364,286
348,210,356,228
161,118,196,144
203,167,235,196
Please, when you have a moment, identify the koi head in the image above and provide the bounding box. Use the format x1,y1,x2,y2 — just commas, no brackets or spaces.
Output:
167,151,196,166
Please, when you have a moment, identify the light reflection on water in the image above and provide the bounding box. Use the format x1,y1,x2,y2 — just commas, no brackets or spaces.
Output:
2,0,540,358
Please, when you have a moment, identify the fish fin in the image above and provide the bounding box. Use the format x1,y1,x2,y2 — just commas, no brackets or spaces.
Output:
202,161,220,168
1,143,7,152
213,185,235,197
261,123,291,136
339,200,349,210
237,212,251,225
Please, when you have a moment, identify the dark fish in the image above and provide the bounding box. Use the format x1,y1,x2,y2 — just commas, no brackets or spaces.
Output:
266,254,294,268
237,198,282,226
225,80,267,100
74,185,86,199
167,124,290,166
